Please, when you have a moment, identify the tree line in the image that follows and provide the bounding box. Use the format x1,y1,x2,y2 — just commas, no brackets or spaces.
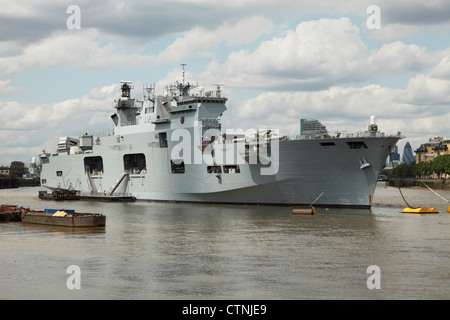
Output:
392,154,450,178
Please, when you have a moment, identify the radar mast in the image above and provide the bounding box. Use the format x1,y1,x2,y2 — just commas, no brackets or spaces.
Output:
120,80,133,98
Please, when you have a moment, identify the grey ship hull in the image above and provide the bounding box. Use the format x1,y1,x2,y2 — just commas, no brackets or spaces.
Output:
172,137,398,208
38,134,400,208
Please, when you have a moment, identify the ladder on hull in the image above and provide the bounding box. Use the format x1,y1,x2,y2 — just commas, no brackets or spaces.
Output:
108,171,129,196
85,172,97,194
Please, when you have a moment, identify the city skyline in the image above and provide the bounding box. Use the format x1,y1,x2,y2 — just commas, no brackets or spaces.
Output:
1,1,450,163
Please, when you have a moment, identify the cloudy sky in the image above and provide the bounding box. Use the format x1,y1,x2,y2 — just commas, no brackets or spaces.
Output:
1,0,450,164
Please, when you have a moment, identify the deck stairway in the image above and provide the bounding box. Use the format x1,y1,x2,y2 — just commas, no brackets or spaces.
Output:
108,171,129,196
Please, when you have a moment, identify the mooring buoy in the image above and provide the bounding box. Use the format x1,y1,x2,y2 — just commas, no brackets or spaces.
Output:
292,206,316,215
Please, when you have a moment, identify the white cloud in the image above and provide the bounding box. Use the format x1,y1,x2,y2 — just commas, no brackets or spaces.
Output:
0,83,118,130
430,51,450,79
0,79,23,96
230,85,406,126
0,0,37,17
87,83,118,100
155,16,274,63
0,15,274,77
205,18,439,90
0,29,155,75
0,82,121,162
219,18,367,82
0,40,24,57
397,73,450,105
368,41,434,73
224,75,450,140
0,15,439,90
367,23,421,41
0,130,32,146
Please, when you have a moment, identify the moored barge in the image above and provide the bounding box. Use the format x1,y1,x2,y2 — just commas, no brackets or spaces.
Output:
0,204,25,222
22,209,105,227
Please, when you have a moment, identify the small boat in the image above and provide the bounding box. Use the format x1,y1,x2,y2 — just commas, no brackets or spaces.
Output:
38,190,80,200
403,207,439,214
0,204,25,222
22,209,105,227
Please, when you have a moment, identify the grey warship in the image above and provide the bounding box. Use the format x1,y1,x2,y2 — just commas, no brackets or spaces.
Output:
32,72,402,208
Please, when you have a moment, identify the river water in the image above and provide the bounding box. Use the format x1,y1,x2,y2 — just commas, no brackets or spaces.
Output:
0,183,449,300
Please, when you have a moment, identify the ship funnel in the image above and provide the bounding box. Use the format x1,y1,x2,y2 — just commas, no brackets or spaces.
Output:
370,115,375,125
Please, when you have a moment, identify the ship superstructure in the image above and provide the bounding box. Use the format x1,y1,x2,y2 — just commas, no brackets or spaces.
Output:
32,71,402,208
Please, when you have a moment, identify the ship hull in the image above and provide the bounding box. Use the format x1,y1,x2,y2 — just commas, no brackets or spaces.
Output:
39,134,400,208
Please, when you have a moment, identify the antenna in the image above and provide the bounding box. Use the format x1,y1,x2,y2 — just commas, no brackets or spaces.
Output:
143,83,154,97
181,63,187,85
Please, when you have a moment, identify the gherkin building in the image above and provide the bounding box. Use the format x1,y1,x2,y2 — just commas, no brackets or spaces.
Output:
402,142,415,165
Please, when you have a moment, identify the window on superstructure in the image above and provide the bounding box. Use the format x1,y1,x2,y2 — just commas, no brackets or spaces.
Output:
223,165,240,173
171,160,185,174
159,132,168,148
207,166,222,173
124,153,147,174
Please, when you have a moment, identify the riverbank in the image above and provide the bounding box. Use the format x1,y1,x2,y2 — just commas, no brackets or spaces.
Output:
388,178,450,189
0,178,40,189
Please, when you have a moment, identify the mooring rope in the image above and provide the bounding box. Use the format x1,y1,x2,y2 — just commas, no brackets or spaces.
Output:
309,191,325,207
421,181,449,203
389,146,416,208
398,185,415,208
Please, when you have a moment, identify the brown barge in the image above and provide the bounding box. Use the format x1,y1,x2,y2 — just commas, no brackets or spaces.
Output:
22,209,105,227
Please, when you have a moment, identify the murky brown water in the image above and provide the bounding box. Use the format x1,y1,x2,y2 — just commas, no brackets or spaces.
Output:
0,184,449,299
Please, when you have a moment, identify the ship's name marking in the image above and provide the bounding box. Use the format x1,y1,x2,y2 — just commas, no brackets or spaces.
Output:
110,144,132,151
